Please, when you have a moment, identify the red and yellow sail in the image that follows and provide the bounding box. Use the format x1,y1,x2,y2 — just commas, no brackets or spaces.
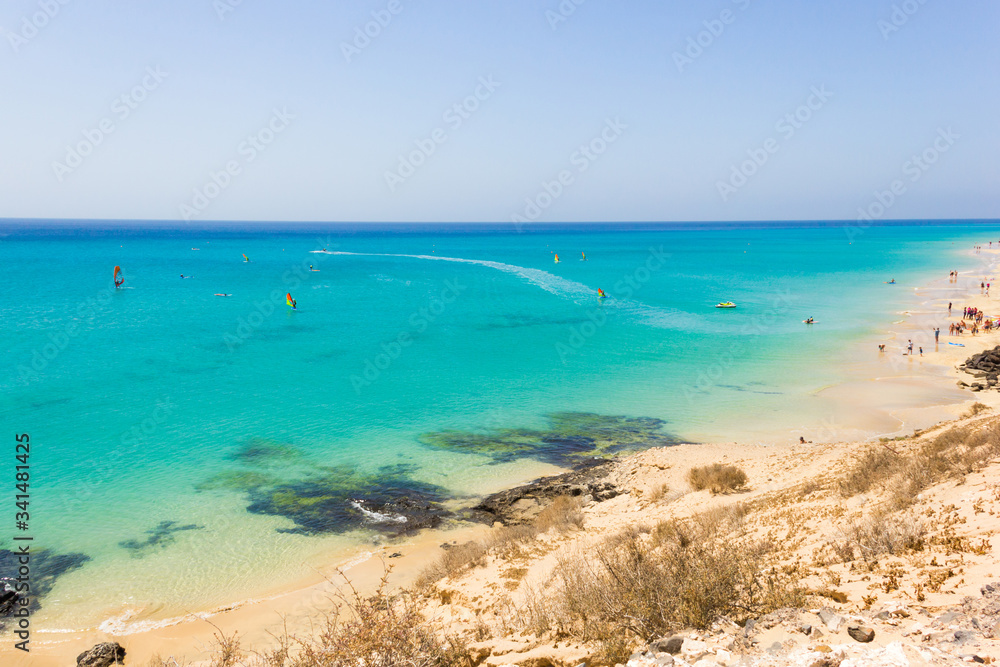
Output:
113,265,123,288
286,293,296,309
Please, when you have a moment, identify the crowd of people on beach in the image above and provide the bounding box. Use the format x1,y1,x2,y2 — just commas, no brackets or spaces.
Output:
877,263,997,356
950,306,995,336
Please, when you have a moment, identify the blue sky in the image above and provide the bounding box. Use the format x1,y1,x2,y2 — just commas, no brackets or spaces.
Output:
0,0,997,223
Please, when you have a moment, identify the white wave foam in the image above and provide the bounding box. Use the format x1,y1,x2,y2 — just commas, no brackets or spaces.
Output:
350,500,407,524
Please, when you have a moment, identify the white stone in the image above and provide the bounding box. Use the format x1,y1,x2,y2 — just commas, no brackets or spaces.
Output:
681,639,708,658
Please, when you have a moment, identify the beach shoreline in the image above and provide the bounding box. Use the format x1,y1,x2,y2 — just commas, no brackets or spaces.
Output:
7,241,1000,666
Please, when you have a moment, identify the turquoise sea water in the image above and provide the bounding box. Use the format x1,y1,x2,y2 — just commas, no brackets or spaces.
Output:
2,220,999,631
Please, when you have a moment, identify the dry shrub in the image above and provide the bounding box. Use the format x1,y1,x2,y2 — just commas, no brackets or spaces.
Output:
687,463,748,494
839,418,1000,507
294,577,466,667
552,513,802,660
964,402,991,418
219,571,471,667
417,495,583,588
828,511,926,563
146,658,187,667
485,524,537,557
647,482,671,502
838,445,899,497
814,588,848,603
534,495,584,533
210,628,242,667
415,541,488,589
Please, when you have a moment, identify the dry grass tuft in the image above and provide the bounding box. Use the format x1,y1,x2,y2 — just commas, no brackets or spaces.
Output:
687,463,748,494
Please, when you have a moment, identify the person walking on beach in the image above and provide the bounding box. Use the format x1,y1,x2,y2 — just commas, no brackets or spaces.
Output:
948,301,952,314
907,339,913,355
934,327,940,343
919,347,923,356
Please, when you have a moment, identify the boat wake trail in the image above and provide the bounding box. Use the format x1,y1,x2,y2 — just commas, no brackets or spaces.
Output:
319,250,703,330
317,250,595,299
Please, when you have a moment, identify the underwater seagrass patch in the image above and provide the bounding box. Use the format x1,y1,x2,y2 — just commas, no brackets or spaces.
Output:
0,548,90,619
419,411,680,466
119,520,205,558
228,438,307,466
244,464,451,536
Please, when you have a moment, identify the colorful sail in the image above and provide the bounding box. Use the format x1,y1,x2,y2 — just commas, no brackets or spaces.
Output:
598,288,606,299
581,252,587,261
113,265,124,288
554,254,560,263
286,293,296,309
243,254,249,262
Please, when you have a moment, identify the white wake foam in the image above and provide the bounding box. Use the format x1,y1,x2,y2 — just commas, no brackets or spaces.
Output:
326,251,703,330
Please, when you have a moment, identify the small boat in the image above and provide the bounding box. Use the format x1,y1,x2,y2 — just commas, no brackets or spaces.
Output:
214,293,232,297
715,302,736,308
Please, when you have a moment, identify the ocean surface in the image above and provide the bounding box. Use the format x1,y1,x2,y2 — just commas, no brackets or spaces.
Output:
2,220,999,632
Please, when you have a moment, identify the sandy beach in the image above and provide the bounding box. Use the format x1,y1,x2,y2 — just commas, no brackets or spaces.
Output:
11,246,1000,667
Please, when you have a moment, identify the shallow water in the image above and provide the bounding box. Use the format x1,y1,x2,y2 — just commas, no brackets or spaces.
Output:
2,220,999,630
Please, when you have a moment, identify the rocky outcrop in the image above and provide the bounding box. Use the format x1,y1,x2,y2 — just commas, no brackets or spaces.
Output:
615,586,1000,667
959,346,1000,391
77,642,126,666
468,459,619,526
